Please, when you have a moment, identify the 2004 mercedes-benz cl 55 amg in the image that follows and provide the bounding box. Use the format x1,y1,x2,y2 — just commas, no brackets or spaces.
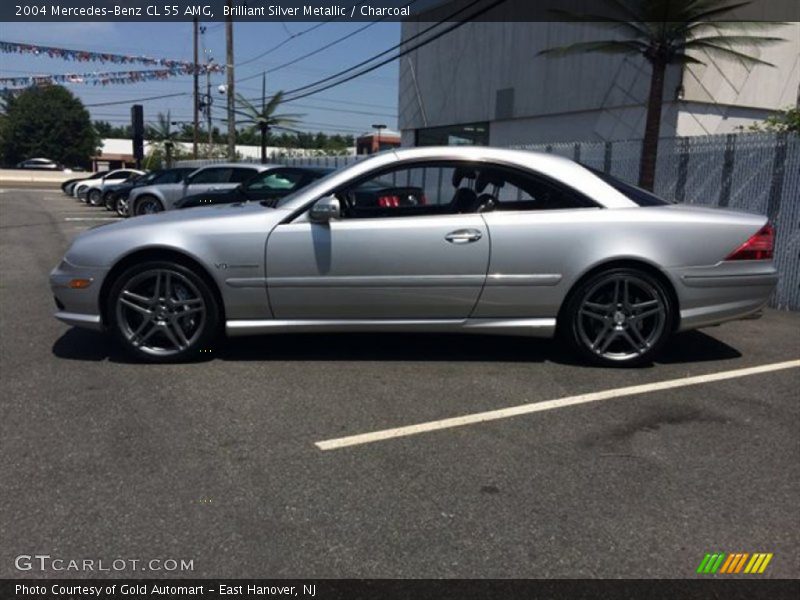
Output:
50,147,778,366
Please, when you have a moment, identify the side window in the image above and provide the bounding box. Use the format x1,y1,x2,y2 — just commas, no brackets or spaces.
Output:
477,167,598,211
229,168,259,184
334,161,472,219
190,168,231,184
246,170,304,191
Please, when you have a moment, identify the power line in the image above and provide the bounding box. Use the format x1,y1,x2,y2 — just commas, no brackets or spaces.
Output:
282,0,507,102
235,0,367,70
84,92,190,107
255,0,423,78
280,0,487,99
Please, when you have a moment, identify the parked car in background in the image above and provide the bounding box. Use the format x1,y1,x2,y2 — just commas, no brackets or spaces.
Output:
49,147,778,365
62,171,108,196
110,168,196,216
75,169,145,205
16,158,62,170
175,166,333,209
128,163,267,216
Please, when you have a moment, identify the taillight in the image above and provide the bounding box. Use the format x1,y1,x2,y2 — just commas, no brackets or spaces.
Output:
726,224,774,261
378,195,400,207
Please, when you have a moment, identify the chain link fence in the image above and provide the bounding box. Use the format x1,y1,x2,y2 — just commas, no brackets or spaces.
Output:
180,132,799,310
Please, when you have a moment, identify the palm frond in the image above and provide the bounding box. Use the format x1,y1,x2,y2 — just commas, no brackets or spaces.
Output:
687,34,785,47
538,40,647,57
687,40,777,66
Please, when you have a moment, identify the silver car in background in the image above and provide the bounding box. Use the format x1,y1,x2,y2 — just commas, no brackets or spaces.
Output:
127,163,273,216
50,147,778,366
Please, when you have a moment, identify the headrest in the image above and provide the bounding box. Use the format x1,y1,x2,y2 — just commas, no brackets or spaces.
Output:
452,167,476,187
476,170,506,193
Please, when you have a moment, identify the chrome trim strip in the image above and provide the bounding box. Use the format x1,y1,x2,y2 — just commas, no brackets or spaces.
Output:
486,274,562,286
225,277,267,288
226,317,556,338
681,273,779,288
54,311,103,331
266,275,485,288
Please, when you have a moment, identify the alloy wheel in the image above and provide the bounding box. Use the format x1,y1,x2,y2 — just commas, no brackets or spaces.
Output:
575,273,667,362
137,198,162,215
115,269,207,357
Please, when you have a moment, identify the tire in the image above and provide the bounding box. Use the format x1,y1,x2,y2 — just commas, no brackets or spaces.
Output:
561,267,674,367
108,260,220,363
115,196,130,217
103,193,116,210
133,195,163,216
87,188,102,206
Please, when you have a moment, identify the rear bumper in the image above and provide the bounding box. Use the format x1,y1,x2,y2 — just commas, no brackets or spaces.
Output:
672,261,778,331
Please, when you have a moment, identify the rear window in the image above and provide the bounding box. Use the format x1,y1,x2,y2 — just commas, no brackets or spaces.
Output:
589,169,672,207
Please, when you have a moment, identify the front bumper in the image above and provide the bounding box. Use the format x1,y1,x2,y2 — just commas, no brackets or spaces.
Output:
50,259,108,331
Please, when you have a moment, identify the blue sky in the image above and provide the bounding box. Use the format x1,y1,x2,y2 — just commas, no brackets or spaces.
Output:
1,21,400,137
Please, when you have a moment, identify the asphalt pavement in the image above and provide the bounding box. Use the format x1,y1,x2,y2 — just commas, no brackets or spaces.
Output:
1,187,798,578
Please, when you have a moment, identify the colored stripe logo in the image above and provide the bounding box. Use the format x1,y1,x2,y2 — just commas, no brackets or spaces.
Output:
697,552,773,574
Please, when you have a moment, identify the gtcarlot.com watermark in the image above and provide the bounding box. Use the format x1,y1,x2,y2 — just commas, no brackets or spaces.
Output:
15,554,194,573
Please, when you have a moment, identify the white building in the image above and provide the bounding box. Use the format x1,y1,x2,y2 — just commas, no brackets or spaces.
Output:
399,3,799,146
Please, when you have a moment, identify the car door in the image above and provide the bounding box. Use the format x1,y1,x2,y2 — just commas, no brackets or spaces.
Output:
181,167,233,199
265,161,490,319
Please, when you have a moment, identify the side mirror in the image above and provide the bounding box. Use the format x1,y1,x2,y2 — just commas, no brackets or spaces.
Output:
309,195,341,223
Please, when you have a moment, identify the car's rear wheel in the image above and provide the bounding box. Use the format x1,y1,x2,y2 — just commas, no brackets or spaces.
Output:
108,261,220,362
103,193,116,210
562,268,673,367
115,196,130,217
134,196,163,216
87,188,102,206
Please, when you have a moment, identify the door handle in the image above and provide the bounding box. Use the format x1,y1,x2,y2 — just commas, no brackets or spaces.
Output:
445,229,482,244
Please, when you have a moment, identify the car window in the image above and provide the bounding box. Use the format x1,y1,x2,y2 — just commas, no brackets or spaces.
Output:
189,168,232,184
229,167,259,184
246,170,304,192
112,171,133,179
331,161,596,219
477,167,598,211
588,168,673,206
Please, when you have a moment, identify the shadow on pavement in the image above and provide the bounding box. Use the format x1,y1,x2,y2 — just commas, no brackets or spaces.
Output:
52,327,741,367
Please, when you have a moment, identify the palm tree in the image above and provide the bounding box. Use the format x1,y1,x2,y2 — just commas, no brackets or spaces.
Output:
234,74,303,163
147,111,178,168
538,0,785,190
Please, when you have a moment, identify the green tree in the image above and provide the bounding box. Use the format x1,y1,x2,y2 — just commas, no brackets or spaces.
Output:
747,106,800,134
0,85,99,168
146,111,179,168
538,0,785,190
234,75,303,163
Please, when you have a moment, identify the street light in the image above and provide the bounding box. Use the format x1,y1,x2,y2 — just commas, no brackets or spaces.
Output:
372,123,387,153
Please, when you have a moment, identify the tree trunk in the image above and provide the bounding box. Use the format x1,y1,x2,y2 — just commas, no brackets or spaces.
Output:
260,123,267,164
638,59,667,191
165,143,173,169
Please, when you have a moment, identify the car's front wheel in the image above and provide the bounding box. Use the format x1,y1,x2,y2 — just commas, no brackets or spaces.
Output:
115,196,130,217
87,188,102,206
133,196,163,216
108,261,220,362
562,268,673,367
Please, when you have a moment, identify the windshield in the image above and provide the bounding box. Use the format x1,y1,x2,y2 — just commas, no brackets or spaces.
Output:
588,168,673,207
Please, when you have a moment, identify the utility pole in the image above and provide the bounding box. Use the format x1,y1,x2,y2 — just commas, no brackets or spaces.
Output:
192,17,199,159
206,62,213,153
225,0,235,161
260,71,268,164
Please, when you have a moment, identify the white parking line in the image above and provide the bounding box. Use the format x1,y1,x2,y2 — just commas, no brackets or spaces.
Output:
315,359,800,451
64,217,121,221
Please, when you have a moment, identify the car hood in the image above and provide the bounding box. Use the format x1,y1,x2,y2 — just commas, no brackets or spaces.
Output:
64,202,289,268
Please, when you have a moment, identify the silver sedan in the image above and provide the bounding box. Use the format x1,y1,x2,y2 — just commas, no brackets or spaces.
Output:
50,147,778,366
